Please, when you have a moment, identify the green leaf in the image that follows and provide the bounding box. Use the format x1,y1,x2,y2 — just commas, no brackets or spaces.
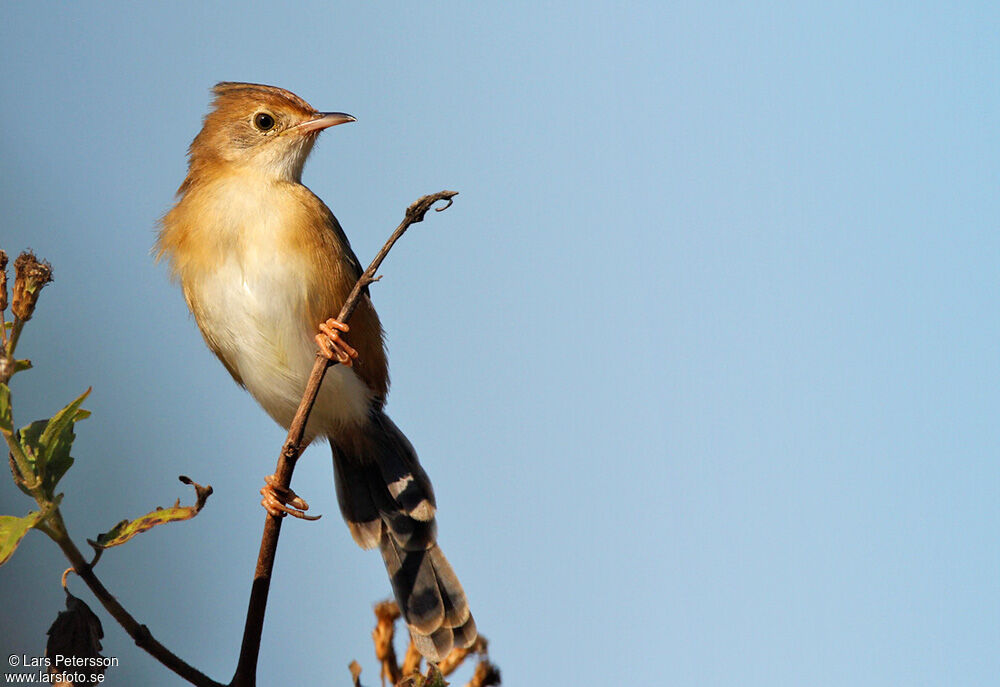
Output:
40,387,91,455
38,388,91,496
17,388,90,499
13,359,31,374
17,418,47,486
0,511,44,566
92,476,212,549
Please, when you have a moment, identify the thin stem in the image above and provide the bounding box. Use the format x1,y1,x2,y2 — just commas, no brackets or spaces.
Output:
230,191,457,687
7,319,25,357
42,510,224,687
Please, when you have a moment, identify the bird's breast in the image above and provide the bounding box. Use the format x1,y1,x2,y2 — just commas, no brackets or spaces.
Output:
174,182,374,436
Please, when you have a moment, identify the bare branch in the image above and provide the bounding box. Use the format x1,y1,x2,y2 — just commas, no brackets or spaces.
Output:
43,510,224,687
231,191,458,687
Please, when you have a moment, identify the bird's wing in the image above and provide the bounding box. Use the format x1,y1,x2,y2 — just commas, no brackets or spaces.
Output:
319,203,368,294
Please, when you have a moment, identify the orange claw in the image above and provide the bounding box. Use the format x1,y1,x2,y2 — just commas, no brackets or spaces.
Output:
260,474,321,521
315,318,359,366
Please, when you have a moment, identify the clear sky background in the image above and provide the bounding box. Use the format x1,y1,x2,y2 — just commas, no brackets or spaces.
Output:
2,2,998,686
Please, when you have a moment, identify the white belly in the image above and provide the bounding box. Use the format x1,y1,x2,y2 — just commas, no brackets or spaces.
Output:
188,252,372,439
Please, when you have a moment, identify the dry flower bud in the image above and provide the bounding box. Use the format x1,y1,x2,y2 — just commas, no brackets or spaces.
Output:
11,251,53,321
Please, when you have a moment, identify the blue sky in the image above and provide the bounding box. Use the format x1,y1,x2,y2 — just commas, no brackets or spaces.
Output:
2,2,998,685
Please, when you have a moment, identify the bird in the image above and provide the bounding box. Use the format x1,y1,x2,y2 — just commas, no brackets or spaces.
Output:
155,82,476,661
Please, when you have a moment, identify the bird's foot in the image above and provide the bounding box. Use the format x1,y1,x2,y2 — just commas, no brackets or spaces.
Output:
260,474,321,521
315,318,359,366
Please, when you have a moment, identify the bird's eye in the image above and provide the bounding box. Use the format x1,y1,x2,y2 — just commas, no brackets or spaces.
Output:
253,112,276,131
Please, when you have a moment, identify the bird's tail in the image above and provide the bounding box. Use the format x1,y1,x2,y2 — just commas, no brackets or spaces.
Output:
330,410,476,661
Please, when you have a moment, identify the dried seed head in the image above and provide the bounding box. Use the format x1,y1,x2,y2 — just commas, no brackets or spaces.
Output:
11,251,53,321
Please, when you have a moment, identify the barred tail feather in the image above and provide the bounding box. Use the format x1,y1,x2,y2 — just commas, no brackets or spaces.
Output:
330,409,476,661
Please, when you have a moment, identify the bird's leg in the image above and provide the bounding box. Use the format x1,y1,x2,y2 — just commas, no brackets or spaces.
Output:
260,474,321,521
315,318,359,366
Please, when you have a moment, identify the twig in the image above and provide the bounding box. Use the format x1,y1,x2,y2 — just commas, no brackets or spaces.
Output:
2,248,220,686
231,191,458,687
40,511,223,687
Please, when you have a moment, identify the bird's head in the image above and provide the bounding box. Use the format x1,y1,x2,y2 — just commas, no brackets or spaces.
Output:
185,82,355,185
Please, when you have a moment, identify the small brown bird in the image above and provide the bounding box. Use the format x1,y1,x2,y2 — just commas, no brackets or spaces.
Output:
156,82,475,660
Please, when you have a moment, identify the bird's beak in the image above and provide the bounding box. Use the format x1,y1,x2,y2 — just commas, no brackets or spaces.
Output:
292,112,357,135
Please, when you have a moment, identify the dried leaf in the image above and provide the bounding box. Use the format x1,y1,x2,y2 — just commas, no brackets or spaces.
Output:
46,590,106,683
91,476,212,549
